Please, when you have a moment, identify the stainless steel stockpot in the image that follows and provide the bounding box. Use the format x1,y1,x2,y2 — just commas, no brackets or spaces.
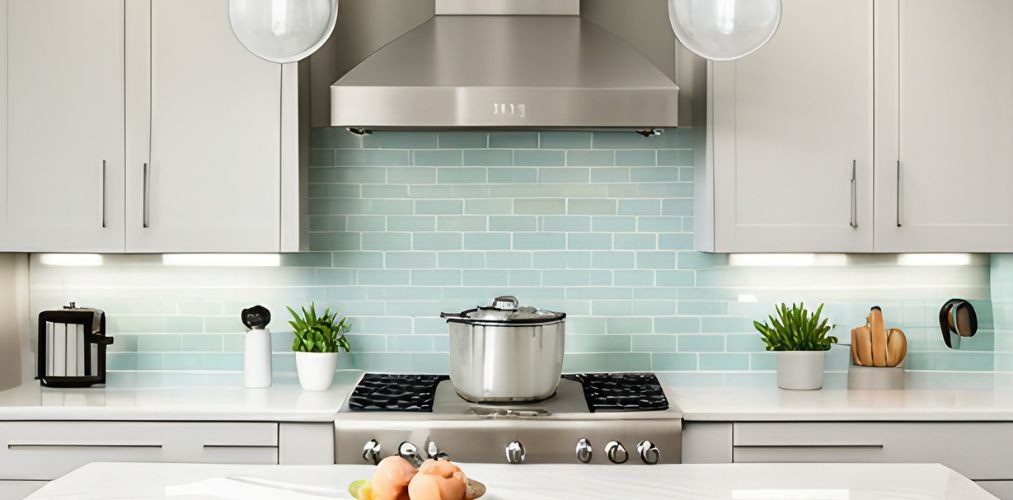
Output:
441,296,566,403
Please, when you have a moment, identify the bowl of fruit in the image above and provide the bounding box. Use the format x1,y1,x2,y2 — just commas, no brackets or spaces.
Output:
349,456,487,500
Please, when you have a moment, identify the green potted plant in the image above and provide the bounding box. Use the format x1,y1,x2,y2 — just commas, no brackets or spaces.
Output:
287,303,350,391
754,303,837,390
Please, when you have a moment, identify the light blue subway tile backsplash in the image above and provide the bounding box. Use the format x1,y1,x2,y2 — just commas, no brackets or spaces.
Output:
540,131,592,150
28,129,1006,374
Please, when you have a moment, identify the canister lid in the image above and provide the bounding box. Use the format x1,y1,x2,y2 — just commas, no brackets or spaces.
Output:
441,296,565,325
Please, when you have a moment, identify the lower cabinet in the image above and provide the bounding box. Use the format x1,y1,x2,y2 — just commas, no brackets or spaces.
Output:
684,421,1013,486
732,422,1013,481
0,421,279,481
0,482,45,500
0,421,334,499
977,481,1013,499
279,422,335,465
682,422,733,464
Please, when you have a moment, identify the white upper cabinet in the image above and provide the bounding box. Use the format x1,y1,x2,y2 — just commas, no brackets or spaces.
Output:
698,0,874,252
125,0,285,253
0,0,7,247
0,0,304,254
874,0,1013,252
3,0,125,252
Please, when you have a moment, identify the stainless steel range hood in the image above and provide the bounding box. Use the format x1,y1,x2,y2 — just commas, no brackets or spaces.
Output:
330,0,679,130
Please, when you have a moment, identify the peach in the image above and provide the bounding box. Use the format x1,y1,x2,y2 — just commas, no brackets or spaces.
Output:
369,456,416,500
407,459,468,500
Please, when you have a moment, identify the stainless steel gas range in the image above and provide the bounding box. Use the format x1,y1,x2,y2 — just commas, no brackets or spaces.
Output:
334,373,682,466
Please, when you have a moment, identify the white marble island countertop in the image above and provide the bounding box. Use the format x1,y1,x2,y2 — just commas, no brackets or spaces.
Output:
0,371,363,422
664,371,1013,421
26,462,996,500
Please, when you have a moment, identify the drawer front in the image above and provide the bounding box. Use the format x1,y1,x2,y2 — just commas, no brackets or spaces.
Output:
0,422,278,480
733,422,1013,480
0,481,46,500
976,480,1013,499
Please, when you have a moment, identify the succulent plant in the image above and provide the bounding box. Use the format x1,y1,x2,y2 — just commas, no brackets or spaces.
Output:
754,303,838,352
287,303,351,353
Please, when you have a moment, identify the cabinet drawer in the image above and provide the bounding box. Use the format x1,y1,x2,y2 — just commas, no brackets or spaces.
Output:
733,422,1013,480
0,422,278,480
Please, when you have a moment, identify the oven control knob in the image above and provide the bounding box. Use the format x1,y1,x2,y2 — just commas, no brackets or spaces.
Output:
362,439,382,465
605,441,628,464
398,441,423,467
637,440,660,465
426,440,449,460
505,441,526,464
575,438,593,463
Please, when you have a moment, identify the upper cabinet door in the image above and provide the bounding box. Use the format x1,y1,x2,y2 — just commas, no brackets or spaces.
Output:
875,0,1013,252
706,0,874,252
0,0,7,247
4,0,125,252
125,0,282,253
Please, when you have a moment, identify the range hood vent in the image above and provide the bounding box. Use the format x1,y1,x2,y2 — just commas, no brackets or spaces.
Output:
330,0,679,130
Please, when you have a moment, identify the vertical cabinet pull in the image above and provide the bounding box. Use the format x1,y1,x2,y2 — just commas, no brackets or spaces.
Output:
101,160,107,228
849,160,858,229
142,163,151,228
896,161,903,228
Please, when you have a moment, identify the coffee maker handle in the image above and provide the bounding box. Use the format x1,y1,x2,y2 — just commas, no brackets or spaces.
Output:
86,333,115,346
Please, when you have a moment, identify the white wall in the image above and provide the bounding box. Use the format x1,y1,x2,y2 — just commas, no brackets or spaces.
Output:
0,254,29,390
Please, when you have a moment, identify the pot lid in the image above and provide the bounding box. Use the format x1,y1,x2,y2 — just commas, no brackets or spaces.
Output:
442,296,565,324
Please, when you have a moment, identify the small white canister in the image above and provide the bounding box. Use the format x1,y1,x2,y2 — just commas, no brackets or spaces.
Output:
242,306,273,388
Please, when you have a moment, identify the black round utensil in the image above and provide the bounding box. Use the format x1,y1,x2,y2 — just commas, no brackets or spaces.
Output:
938,299,977,349
242,305,271,330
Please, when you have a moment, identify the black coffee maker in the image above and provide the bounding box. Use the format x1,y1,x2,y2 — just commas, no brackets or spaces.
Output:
37,303,114,387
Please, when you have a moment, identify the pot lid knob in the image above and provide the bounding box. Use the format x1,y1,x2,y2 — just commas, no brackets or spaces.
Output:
491,296,519,310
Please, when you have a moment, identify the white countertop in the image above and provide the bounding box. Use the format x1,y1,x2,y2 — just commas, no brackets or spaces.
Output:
25,462,996,500
663,371,1013,422
0,371,363,422
3,370,1013,423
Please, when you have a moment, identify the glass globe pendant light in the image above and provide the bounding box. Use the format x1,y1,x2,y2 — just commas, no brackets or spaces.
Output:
668,0,782,61
229,0,338,64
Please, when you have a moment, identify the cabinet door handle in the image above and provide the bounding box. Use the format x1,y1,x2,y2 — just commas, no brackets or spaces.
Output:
849,160,858,229
736,444,885,449
142,163,151,228
8,443,163,451
896,160,903,228
101,160,107,228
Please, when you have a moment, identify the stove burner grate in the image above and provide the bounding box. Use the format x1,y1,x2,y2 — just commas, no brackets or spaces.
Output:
563,372,669,412
348,373,448,412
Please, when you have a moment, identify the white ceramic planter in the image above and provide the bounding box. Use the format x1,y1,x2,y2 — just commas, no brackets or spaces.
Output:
776,351,826,390
295,352,339,391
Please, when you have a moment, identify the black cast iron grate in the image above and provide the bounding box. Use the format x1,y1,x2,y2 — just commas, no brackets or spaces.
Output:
347,373,448,412
563,372,670,412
